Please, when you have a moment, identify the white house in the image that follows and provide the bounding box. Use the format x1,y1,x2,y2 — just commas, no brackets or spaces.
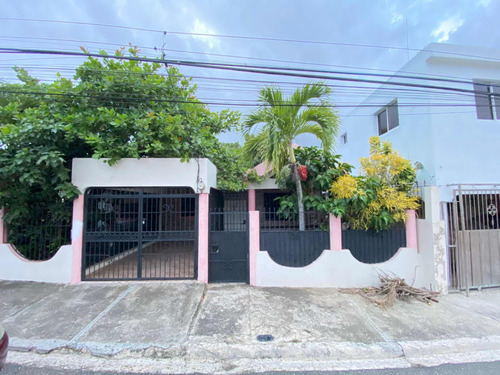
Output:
337,43,500,201
337,43,500,292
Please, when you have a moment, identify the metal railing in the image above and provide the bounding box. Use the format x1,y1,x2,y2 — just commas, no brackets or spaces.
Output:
209,208,248,232
410,184,425,219
7,203,72,261
443,184,500,293
260,208,329,231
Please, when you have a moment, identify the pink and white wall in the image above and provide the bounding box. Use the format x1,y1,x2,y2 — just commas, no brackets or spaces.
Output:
1,158,446,292
249,186,447,293
0,158,217,284
249,210,429,289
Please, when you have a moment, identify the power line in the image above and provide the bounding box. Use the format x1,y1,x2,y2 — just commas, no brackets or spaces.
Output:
1,48,497,100
0,89,491,108
0,40,493,88
0,34,485,83
2,17,500,63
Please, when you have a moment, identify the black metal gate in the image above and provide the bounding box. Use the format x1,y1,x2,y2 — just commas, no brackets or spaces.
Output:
82,187,197,281
209,210,249,283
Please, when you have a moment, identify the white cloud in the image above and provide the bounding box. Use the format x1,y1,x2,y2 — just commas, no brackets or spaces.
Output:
114,0,128,20
431,14,464,42
478,0,492,7
391,12,404,24
191,19,221,50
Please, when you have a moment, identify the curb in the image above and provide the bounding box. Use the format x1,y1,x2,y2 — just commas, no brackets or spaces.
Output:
9,335,500,362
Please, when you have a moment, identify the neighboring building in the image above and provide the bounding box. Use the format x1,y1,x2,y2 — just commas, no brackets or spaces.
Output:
337,43,500,292
337,43,500,201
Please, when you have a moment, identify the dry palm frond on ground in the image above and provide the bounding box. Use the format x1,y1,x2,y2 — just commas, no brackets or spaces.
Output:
341,274,439,308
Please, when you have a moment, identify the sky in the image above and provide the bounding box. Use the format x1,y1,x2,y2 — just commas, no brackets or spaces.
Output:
0,0,499,145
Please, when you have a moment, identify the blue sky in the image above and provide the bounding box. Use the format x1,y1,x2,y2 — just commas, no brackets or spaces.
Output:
0,0,499,144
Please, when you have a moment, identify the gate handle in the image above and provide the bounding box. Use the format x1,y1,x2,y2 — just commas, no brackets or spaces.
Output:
210,245,219,254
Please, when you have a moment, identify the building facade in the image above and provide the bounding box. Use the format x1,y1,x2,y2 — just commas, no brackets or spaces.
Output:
337,43,500,201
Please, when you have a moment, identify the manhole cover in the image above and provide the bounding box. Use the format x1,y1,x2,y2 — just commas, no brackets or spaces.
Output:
257,334,274,342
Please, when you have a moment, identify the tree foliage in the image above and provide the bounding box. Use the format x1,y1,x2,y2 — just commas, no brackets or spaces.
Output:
0,47,244,247
275,146,353,217
243,83,340,230
329,137,419,231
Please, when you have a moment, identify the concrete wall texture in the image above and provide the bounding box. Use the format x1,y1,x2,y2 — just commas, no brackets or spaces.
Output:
337,43,500,193
252,209,437,290
0,244,73,283
416,187,449,293
256,248,426,288
72,158,217,194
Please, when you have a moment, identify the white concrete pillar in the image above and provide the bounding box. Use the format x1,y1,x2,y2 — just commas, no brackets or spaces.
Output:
418,186,448,294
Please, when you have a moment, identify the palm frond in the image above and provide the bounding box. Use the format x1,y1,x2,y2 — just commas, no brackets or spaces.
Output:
243,82,339,177
298,105,340,151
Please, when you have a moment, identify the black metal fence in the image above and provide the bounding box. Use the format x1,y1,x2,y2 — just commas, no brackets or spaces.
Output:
210,208,247,232
7,202,73,260
342,227,406,264
83,186,197,280
260,209,329,267
260,209,329,231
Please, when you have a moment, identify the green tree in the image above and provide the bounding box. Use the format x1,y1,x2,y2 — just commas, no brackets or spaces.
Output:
0,47,243,257
275,146,353,218
243,83,340,230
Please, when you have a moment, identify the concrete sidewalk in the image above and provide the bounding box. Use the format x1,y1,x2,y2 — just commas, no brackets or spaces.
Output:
1,281,500,372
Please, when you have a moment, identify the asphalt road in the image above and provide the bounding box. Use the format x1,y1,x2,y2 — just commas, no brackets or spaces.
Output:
2,361,500,375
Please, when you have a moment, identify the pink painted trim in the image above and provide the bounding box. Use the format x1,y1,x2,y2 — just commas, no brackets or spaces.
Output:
405,209,418,250
248,189,256,211
71,195,84,284
249,211,260,286
329,214,342,251
6,243,31,262
197,193,209,283
0,208,7,244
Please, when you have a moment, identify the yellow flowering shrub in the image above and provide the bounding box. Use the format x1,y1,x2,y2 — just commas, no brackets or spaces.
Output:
329,137,419,231
348,187,420,230
330,175,358,199
360,136,414,189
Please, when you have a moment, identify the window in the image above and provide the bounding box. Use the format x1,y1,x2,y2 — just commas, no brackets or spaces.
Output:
377,100,399,135
341,132,348,144
474,81,500,120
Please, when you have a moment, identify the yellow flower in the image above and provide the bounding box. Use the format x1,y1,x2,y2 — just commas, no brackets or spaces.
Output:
330,175,358,199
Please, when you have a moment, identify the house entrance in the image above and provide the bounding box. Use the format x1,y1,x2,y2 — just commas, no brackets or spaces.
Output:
208,191,249,283
445,185,500,292
82,187,197,281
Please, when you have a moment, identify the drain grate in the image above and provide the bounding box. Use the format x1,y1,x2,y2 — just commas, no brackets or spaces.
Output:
257,334,274,342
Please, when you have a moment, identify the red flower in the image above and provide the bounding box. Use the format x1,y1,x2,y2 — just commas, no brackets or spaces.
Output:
298,165,308,181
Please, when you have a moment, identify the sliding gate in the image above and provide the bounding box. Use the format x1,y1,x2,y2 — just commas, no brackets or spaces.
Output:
82,187,197,281
445,185,500,293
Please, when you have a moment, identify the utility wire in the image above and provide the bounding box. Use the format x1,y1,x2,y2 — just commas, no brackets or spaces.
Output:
2,17,500,62
1,48,498,99
0,89,492,108
0,34,487,83
0,45,490,87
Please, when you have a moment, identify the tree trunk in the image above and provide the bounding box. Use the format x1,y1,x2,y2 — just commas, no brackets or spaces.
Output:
292,163,305,231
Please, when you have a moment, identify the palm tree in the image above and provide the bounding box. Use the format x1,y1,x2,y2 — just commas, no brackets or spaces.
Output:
244,82,340,230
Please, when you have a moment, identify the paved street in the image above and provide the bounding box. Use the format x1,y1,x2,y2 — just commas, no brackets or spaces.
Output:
1,281,500,373
2,361,500,375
